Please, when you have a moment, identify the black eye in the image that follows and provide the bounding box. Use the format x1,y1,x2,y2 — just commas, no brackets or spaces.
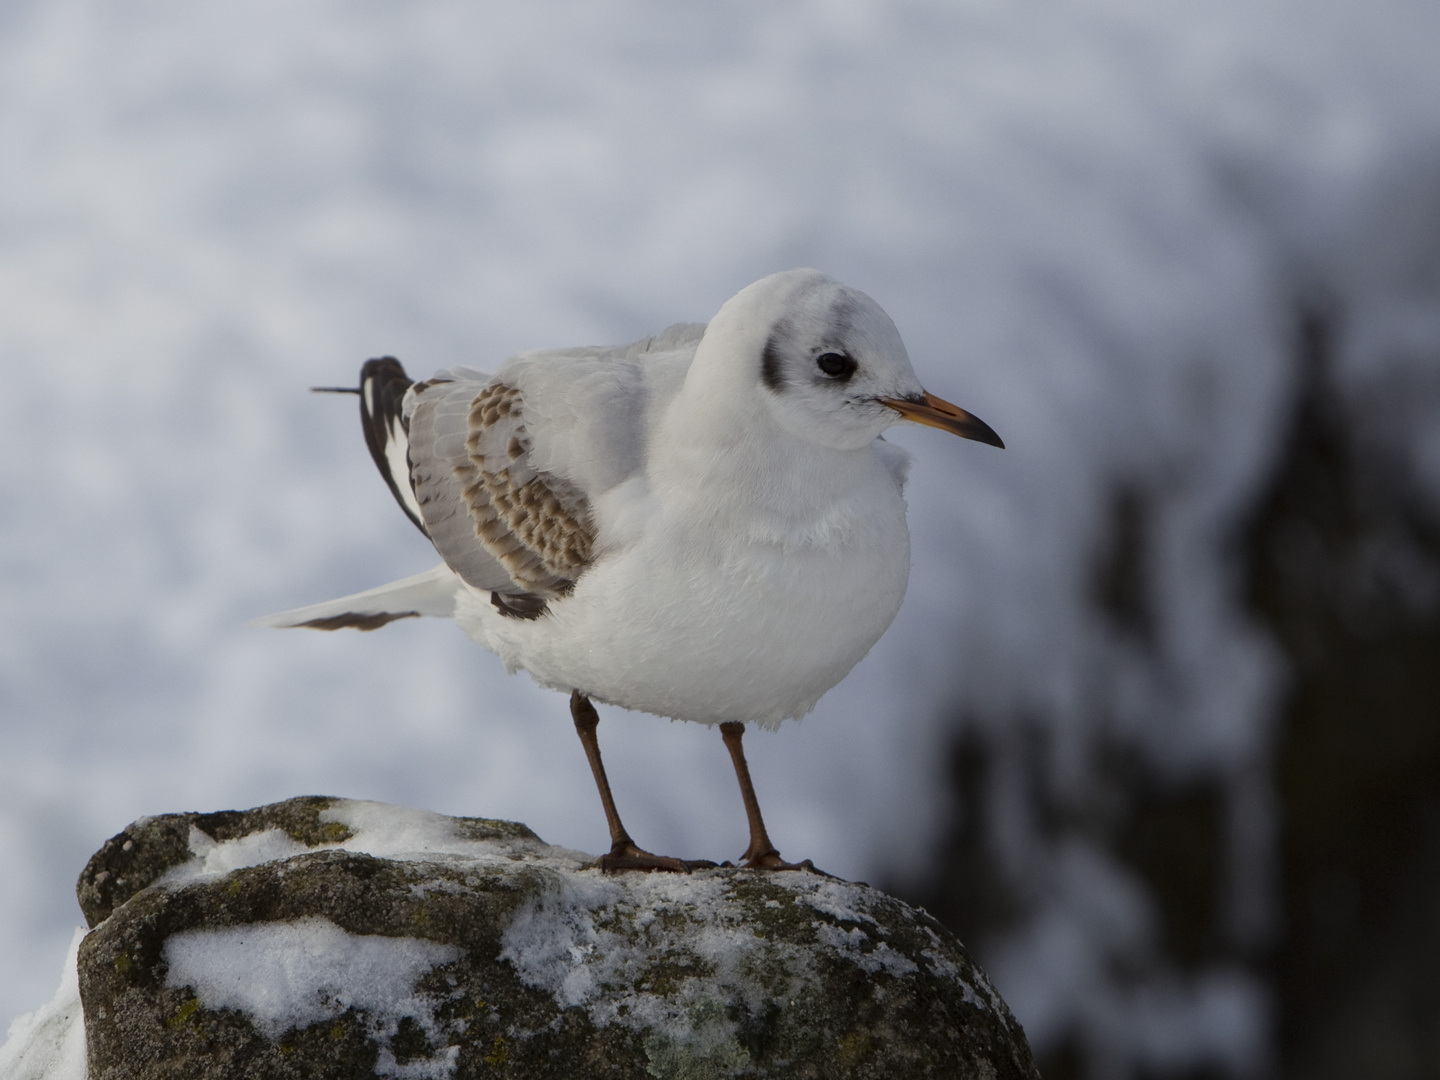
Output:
815,352,856,379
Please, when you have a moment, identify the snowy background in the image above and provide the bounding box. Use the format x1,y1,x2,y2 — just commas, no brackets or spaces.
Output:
3,2,1439,1076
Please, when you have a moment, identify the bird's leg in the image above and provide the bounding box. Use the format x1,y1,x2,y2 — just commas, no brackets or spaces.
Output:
719,722,826,873
570,692,634,852
570,691,714,873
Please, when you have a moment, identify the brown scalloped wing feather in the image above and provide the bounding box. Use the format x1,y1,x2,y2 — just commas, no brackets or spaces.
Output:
458,382,595,596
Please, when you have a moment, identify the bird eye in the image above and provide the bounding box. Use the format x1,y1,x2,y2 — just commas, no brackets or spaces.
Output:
815,352,856,379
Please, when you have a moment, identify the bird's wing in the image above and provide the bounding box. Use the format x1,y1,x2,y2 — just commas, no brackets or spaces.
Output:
358,358,427,533
405,323,703,608
407,373,596,602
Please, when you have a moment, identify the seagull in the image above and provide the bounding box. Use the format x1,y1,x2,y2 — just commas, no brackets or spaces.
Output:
260,269,1002,873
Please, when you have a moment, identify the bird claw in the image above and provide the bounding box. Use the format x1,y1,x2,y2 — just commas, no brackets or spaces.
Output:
740,851,839,878
597,841,717,874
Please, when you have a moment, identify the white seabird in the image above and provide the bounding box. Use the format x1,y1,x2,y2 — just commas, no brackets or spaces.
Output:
260,269,1003,872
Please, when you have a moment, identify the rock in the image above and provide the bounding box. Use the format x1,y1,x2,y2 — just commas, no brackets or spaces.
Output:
75,796,1039,1079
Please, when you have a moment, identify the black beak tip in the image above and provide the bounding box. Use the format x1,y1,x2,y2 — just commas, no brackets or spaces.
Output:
976,423,1005,450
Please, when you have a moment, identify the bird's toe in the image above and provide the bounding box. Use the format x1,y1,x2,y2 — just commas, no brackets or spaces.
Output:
741,851,839,878
596,841,717,874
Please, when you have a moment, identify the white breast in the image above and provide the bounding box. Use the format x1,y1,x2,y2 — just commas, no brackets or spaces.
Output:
454,449,911,727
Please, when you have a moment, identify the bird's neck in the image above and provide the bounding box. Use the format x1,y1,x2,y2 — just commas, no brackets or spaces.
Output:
650,385,890,547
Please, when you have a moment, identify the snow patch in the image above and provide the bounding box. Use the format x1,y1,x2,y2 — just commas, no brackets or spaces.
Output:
798,879,879,926
163,917,460,1079
156,800,585,894
0,928,87,1080
320,801,487,859
814,923,919,977
161,826,311,887
499,867,964,1062
500,870,811,1064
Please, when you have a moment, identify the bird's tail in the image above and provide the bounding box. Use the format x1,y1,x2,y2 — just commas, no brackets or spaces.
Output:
251,564,461,631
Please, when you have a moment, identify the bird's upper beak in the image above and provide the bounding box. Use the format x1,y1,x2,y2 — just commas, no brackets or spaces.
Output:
881,391,1004,448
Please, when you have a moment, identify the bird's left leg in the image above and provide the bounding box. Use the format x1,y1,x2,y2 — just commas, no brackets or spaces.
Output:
719,722,827,873
571,691,715,873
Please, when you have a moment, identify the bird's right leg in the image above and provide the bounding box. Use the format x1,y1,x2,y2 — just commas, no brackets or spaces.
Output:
570,691,714,873
719,721,829,874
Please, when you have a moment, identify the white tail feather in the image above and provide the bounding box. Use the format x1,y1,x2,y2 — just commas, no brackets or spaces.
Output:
251,564,461,630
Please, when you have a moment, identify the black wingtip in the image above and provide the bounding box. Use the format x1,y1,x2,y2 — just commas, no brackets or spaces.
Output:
357,357,428,537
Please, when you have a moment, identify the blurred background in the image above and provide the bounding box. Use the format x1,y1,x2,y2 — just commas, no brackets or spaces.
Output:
2,2,1438,1076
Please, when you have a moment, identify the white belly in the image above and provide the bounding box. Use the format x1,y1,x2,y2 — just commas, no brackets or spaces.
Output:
455,484,911,727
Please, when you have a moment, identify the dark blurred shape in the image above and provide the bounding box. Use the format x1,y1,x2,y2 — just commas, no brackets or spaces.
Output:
1094,485,1158,649
906,298,1440,1079
913,730,1236,1080
1243,302,1440,1080
1112,761,1226,971
910,475,1243,1079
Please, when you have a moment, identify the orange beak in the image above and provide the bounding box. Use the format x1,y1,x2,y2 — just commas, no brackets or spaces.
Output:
881,391,1004,448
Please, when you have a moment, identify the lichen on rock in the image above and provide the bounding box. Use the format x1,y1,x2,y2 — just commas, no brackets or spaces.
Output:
72,796,1038,1079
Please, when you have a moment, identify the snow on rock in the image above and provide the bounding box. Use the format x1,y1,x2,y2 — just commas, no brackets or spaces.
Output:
164,918,460,1078
0,929,88,1080
61,796,1037,1079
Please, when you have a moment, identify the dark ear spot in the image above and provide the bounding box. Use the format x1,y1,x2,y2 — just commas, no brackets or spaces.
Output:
761,328,786,391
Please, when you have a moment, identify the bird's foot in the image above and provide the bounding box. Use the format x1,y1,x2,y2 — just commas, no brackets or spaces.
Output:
740,849,838,878
596,841,718,874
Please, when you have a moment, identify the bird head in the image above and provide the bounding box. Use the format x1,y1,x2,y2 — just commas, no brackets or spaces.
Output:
697,269,1003,453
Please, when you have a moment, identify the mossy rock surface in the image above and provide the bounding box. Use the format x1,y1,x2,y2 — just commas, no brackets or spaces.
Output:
77,796,1038,1079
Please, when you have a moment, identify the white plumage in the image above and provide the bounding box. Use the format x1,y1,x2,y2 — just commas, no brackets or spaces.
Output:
260,269,1002,870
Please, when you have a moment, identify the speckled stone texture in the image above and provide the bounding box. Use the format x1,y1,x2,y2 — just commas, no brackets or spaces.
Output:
76,796,1038,1079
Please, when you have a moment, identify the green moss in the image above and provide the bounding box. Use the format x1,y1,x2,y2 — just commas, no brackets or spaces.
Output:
722,878,815,943
453,816,541,844
835,1029,876,1068
483,1033,509,1066
165,997,201,1029
306,821,353,845
634,953,718,996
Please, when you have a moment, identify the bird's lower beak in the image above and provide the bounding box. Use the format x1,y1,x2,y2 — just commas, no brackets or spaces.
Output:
881,391,1005,448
